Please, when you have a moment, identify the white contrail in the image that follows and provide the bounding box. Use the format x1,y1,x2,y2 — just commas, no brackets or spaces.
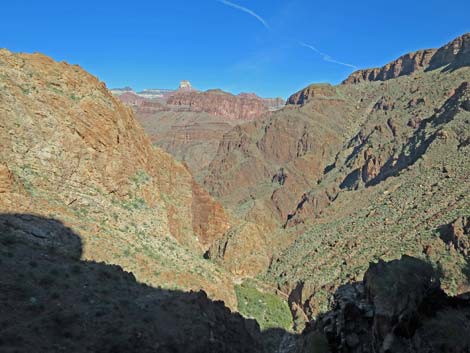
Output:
216,1,356,70
216,0,271,30
299,41,357,69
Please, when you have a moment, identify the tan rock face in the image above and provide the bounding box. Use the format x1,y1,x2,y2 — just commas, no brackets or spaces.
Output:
0,49,235,307
238,92,285,110
132,104,239,180
117,91,148,106
120,89,279,181
204,87,353,220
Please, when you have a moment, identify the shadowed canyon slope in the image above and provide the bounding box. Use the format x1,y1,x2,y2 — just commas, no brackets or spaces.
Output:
0,49,237,306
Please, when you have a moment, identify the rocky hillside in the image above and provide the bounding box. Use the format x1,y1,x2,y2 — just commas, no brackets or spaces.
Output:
0,49,236,306
199,33,470,319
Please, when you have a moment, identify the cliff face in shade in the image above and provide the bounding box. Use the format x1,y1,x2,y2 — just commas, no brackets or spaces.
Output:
0,49,236,307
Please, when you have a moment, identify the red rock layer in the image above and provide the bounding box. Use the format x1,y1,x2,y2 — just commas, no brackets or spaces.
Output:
167,90,269,120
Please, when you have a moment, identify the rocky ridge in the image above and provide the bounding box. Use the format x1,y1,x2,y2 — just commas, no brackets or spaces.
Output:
342,33,470,84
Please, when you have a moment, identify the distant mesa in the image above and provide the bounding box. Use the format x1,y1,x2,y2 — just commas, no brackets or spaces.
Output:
110,81,285,111
137,88,175,99
109,86,134,95
179,80,193,91
110,80,195,100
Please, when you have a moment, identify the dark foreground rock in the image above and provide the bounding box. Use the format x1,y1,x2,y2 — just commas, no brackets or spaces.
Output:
0,213,264,353
298,256,470,353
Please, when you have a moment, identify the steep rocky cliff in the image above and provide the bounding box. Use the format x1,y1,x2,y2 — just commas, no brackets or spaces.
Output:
342,49,436,84
133,105,239,179
342,33,470,84
238,92,285,110
0,49,235,306
286,83,338,105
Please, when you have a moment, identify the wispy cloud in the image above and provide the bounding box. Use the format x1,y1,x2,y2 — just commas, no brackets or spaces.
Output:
216,0,270,30
217,0,356,70
299,41,357,69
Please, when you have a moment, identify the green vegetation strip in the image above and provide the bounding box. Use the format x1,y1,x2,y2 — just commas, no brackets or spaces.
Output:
235,282,292,331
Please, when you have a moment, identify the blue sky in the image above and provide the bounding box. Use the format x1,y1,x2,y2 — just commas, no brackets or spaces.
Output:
1,0,469,98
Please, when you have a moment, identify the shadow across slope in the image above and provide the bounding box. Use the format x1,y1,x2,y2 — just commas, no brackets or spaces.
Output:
0,213,268,353
2,213,470,353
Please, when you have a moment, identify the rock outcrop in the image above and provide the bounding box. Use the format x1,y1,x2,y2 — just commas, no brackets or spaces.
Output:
125,89,274,180
207,222,271,277
117,91,148,106
179,80,193,91
440,216,470,256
